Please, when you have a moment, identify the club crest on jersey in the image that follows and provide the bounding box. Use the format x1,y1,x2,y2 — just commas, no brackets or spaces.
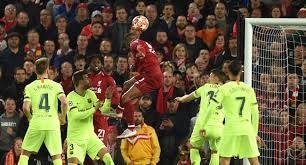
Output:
68,101,73,107
88,99,92,103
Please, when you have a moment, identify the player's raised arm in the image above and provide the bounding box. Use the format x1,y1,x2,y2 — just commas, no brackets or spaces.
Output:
250,89,259,136
99,86,112,113
58,94,68,124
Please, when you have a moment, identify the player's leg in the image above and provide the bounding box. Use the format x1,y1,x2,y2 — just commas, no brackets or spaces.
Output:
117,83,143,138
67,140,86,165
220,157,231,165
18,129,45,165
45,130,63,165
239,135,260,165
206,126,223,165
189,123,205,165
219,135,238,165
87,135,114,165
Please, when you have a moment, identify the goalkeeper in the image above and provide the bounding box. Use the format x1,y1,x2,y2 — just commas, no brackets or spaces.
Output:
176,69,227,165
66,70,114,165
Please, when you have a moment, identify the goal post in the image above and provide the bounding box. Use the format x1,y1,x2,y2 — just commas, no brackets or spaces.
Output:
244,18,306,85
244,18,306,165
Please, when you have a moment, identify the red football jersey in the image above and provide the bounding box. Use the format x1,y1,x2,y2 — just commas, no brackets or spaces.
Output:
130,39,162,80
93,111,110,144
88,71,120,105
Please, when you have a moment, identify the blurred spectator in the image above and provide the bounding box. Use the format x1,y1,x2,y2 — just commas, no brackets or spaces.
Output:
53,0,77,22
177,141,191,165
8,11,30,46
0,21,7,52
271,6,282,18
129,0,146,20
195,57,210,74
156,71,185,115
67,3,90,49
43,40,56,66
172,44,188,73
286,136,306,165
186,2,202,28
48,65,59,81
157,98,190,165
73,55,86,71
196,14,223,50
214,36,238,68
54,32,75,67
24,30,43,60
160,2,175,29
101,6,113,29
251,8,262,18
214,2,231,35
35,9,57,44
106,5,130,55
141,4,168,43
0,32,24,79
183,24,206,62
99,38,112,57
185,64,200,93
138,94,159,128
87,22,106,55
152,30,173,61
55,14,68,34
209,33,225,64
1,4,17,31
169,15,187,44
15,0,41,27
59,61,73,94
23,58,36,83
0,98,21,160
103,55,114,75
121,109,161,165
2,67,27,110
81,10,103,39
112,56,129,93
0,66,11,102
74,34,88,57
1,137,22,165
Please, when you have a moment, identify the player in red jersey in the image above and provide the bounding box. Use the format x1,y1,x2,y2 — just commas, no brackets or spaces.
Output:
87,55,120,144
116,32,163,138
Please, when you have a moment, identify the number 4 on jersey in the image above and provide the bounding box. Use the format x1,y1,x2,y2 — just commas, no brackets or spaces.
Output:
39,93,50,111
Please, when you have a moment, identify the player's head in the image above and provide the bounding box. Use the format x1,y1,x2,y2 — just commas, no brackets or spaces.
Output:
125,32,139,49
228,60,243,80
72,70,90,90
35,57,49,76
209,69,227,84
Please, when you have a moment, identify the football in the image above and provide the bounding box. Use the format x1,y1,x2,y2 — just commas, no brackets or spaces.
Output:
132,15,149,32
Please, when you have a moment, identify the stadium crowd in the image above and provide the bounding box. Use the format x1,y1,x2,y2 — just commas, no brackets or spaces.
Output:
0,0,305,164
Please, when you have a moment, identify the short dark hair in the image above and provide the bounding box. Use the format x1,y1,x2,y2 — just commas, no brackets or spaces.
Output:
35,58,49,75
72,70,87,87
229,60,243,76
14,67,26,75
211,69,227,84
125,32,138,49
74,54,86,62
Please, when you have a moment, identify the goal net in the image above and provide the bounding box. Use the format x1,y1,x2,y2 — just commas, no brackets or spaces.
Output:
244,18,306,165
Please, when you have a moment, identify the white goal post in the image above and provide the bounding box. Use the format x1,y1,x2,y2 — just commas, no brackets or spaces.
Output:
244,18,306,165
244,18,306,85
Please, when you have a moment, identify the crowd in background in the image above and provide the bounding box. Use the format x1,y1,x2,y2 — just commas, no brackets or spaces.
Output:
0,0,305,164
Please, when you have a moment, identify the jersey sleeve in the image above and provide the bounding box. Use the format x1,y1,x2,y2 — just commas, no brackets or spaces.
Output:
56,83,65,99
67,94,96,120
23,85,31,102
194,86,205,99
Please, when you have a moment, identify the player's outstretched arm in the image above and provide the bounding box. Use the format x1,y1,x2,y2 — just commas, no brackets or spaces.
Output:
23,101,32,121
175,92,196,103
